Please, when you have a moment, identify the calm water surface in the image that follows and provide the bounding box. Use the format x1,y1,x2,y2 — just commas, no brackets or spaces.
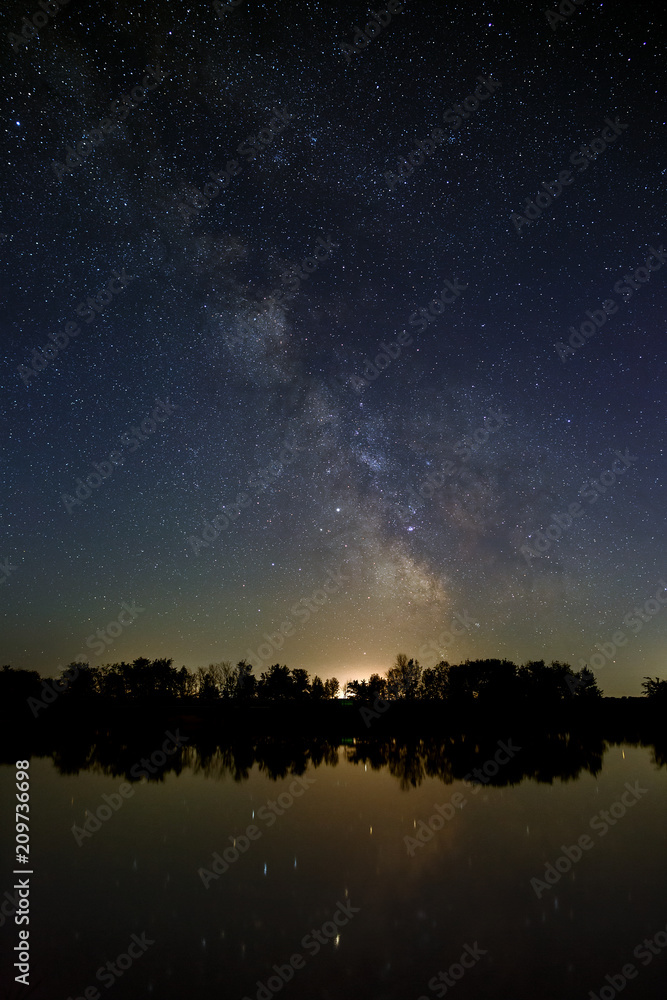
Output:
1,739,665,1000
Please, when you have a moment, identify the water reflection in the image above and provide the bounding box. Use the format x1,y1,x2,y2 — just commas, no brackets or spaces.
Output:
0,733,665,1000
8,728,665,787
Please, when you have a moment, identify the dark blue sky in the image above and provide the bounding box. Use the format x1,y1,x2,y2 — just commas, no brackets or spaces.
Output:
1,0,665,694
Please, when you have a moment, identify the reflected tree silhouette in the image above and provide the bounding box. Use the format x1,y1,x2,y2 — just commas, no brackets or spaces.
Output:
17,730,660,791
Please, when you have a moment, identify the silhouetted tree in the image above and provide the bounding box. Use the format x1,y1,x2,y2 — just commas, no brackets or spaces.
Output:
259,664,293,700
0,664,42,702
471,659,519,703
207,661,236,698
291,668,310,700
98,662,129,699
346,678,368,700
177,665,197,698
386,654,422,699
63,663,98,699
517,660,576,703
420,661,450,700
323,677,339,699
310,676,326,700
150,658,178,698
197,665,219,699
367,673,387,700
128,657,152,697
235,660,256,700
570,666,603,699
642,676,667,702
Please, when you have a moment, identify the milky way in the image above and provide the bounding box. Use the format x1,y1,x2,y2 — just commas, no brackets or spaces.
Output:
1,0,664,694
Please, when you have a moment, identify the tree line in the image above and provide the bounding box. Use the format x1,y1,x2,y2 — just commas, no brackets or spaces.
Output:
1,653,665,706
0,658,337,704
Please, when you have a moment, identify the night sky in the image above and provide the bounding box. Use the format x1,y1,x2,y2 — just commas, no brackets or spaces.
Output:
1,0,665,696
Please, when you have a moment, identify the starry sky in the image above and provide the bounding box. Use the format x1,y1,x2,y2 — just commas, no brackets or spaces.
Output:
1,0,665,695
